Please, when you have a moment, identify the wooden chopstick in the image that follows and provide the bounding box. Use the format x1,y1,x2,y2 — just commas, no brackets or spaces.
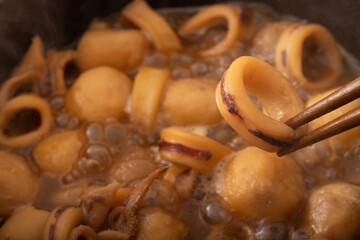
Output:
277,77,360,156
277,107,360,156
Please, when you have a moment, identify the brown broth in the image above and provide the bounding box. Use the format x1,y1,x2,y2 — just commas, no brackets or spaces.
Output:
1,2,360,240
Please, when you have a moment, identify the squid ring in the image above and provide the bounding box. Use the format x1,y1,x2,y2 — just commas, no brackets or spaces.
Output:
0,94,53,148
179,5,242,57
215,56,306,152
12,36,46,76
131,66,170,131
275,23,341,91
122,0,182,51
42,206,83,240
159,127,232,172
0,71,40,108
46,49,76,93
68,225,97,240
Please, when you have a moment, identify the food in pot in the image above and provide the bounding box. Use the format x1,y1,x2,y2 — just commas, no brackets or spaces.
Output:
0,1,359,239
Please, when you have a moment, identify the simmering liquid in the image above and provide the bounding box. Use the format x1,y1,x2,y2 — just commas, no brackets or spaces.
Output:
0,2,359,240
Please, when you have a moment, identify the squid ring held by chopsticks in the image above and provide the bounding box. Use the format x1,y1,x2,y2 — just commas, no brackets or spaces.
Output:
215,56,306,152
122,0,182,51
179,5,247,56
0,94,53,148
275,24,341,92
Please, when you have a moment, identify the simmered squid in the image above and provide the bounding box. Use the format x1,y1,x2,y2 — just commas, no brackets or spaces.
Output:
179,4,251,56
121,0,182,51
0,1,359,239
275,24,341,91
216,56,306,152
0,71,40,108
131,66,170,131
45,49,76,93
0,94,53,148
42,207,84,240
12,36,45,76
159,127,232,172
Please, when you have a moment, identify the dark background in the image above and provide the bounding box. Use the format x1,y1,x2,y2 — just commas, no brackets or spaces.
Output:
0,0,359,82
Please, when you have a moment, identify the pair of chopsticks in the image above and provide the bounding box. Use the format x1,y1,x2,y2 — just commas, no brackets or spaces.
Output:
277,77,360,157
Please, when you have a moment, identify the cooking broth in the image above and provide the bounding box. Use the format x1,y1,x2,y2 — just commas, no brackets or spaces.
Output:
0,1,359,239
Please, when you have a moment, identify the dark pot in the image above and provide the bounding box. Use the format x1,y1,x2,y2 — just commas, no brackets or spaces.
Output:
0,0,359,82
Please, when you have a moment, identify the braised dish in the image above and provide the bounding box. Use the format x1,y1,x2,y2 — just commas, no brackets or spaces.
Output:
0,1,360,239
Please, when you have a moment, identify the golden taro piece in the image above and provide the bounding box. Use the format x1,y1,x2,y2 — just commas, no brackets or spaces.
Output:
136,206,189,240
161,78,221,126
0,151,38,216
65,66,132,122
0,207,50,240
32,130,84,175
76,29,149,71
299,182,360,240
216,56,306,152
217,146,304,219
